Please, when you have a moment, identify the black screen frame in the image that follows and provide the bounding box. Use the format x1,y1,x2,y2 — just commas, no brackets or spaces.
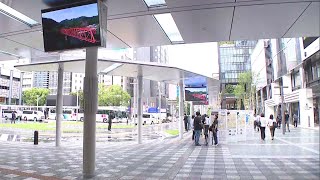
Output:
41,0,102,52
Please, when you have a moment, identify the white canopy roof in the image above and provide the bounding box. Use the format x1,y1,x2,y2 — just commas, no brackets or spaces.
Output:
1,0,319,60
14,58,220,87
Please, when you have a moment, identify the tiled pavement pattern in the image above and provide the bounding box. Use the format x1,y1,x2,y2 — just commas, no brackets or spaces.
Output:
0,127,319,180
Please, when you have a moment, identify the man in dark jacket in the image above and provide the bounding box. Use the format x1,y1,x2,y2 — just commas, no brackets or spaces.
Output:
212,114,219,146
184,114,189,132
11,111,16,124
108,112,114,131
193,111,202,146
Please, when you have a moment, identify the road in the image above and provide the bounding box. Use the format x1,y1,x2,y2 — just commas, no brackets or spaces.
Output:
0,118,180,143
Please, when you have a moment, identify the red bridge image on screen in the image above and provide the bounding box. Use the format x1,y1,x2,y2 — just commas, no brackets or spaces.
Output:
192,94,206,100
60,27,97,43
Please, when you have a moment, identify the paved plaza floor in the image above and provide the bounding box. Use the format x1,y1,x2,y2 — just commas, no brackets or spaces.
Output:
0,126,319,180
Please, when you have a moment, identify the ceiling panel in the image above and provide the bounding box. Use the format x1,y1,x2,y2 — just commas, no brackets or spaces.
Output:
106,31,130,49
108,15,171,47
6,31,44,51
166,0,235,8
108,0,147,16
10,0,48,22
172,7,234,43
283,2,320,38
236,0,315,2
230,2,310,40
0,14,32,35
0,38,33,60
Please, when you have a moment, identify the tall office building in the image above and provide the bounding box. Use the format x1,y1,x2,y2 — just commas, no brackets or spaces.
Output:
132,46,169,111
0,65,22,105
218,40,257,109
48,71,72,95
33,72,49,89
252,37,319,128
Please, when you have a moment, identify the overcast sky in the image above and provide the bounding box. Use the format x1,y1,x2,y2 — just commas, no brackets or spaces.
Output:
167,42,219,78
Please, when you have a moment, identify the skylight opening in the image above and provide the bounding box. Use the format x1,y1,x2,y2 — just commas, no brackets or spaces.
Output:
154,13,184,43
143,0,166,7
0,2,39,27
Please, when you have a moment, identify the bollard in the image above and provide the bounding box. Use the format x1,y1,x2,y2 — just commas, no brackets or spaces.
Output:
34,131,38,145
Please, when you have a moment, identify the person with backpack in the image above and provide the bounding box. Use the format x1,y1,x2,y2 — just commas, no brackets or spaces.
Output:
259,113,267,140
193,112,202,146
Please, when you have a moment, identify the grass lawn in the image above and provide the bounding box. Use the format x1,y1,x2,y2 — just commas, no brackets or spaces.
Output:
165,129,179,136
0,121,134,133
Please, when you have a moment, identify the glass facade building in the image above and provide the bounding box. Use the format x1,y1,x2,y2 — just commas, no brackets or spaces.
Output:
218,40,257,109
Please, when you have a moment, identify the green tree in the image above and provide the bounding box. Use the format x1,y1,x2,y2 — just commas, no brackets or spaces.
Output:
99,84,131,106
225,84,235,94
22,88,50,106
233,71,258,110
71,84,131,107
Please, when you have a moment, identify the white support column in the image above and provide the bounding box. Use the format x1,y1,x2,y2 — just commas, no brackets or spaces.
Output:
56,63,64,147
300,67,306,88
190,101,194,116
83,47,98,178
158,82,161,120
179,79,184,139
133,79,137,125
137,73,143,144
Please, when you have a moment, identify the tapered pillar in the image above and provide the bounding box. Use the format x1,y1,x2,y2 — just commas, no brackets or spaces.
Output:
179,79,184,139
83,47,98,178
190,101,194,116
56,63,64,147
137,72,143,144
133,78,137,125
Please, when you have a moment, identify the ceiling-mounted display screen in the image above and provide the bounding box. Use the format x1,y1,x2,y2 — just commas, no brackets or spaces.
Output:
41,0,101,52
185,87,207,102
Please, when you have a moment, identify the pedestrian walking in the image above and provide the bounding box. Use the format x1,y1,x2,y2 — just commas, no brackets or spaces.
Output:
193,112,202,146
285,111,290,132
108,112,114,131
293,113,298,128
259,113,267,140
276,114,281,129
211,114,219,146
267,114,276,140
11,111,16,124
190,115,195,140
254,114,260,132
184,114,189,132
203,114,211,146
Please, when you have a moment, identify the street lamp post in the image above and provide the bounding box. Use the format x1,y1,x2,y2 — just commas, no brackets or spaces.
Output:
275,81,289,135
76,90,79,121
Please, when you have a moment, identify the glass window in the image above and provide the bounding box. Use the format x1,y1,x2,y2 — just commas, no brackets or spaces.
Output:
316,62,320,79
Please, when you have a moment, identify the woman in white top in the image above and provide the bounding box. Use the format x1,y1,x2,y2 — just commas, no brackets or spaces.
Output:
190,115,195,140
203,114,211,146
259,113,267,140
267,114,276,140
